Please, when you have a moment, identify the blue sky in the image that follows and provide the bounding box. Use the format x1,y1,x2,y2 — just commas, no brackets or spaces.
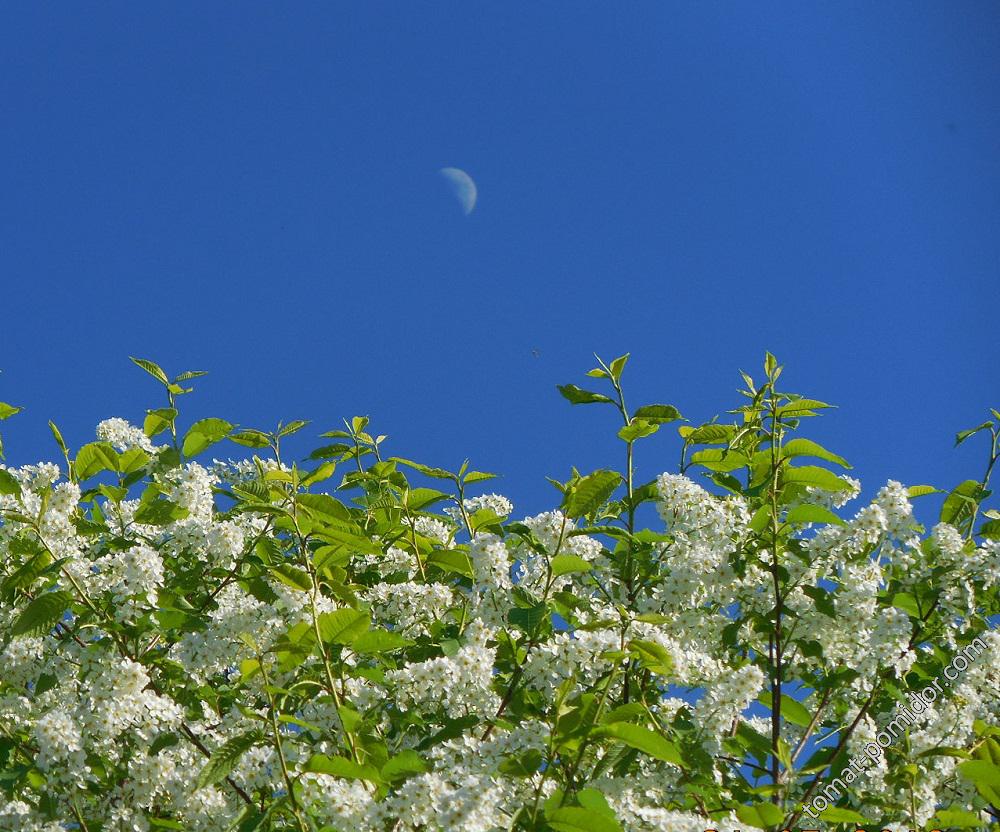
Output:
1,3,997,519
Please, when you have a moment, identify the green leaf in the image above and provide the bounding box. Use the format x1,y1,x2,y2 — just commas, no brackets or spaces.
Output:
509,602,549,633
785,504,844,526
617,420,659,442
1,549,52,599
11,591,73,637
956,420,994,447
75,442,119,480
941,479,986,525
682,423,734,445
427,549,474,579
134,499,188,526
735,802,785,829
305,753,381,784
130,357,170,386
557,384,615,406
632,404,681,423
818,806,868,824
958,759,1000,789
545,806,623,832
597,723,683,766
0,401,23,420
317,609,370,644
351,629,412,654
196,732,262,789
182,418,233,457
564,470,620,519
47,421,68,455
689,448,749,472
464,470,497,483
778,695,811,727
278,420,309,437
550,555,592,577
380,750,429,782
907,484,941,498
776,398,833,416
979,519,1000,540
229,429,272,449
144,408,177,438
270,563,313,592
782,465,851,492
407,488,450,510
628,640,674,676
297,493,352,523
608,353,629,381
781,438,850,468
0,468,22,497
932,808,988,828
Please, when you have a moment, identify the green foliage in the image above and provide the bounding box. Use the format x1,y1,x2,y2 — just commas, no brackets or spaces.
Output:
0,352,996,832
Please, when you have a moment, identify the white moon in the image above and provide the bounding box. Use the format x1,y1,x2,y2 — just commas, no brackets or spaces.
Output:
439,167,477,215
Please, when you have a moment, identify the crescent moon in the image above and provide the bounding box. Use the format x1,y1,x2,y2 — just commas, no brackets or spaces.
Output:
439,167,477,215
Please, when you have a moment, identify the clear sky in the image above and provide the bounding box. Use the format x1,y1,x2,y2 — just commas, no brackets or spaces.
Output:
1,3,997,519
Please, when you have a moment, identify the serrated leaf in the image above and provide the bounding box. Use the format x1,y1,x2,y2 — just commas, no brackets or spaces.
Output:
75,442,119,480
629,640,674,676
0,468,22,497
317,608,370,644
932,808,987,828
305,753,381,784
509,602,548,633
978,519,1000,540
557,385,615,406
196,732,262,789
782,465,851,492
776,398,833,415
144,408,177,438
632,404,681,423
598,723,682,766
11,591,73,637
297,493,352,523
818,806,867,824
271,563,313,592
907,484,941,498
464,470,497,483
689,448,749,472
229,429,272,449
564,470,620,519
684,423,734,445
275,420,307,438
545,805,623,832
351,629,412,654
550,555,592,577
608,353,629,380
427,549,474,578
785,504,844,526
782,438,850,468
182,418,233,457
941,479,986,525
381,750,429,782
130,357,170,386
735,802,785,829
134,499,188,525
617,420,659,442
778,695,811,727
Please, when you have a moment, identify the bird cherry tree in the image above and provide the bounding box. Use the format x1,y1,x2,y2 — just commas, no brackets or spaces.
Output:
0,353,998,832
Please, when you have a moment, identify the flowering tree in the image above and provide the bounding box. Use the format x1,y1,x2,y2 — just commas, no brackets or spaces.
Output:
0,353,998,832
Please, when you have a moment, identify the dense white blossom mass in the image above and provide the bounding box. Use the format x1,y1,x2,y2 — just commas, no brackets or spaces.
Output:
0,361,998,831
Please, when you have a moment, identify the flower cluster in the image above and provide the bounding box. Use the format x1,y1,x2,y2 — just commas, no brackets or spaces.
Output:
0,359,998,832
